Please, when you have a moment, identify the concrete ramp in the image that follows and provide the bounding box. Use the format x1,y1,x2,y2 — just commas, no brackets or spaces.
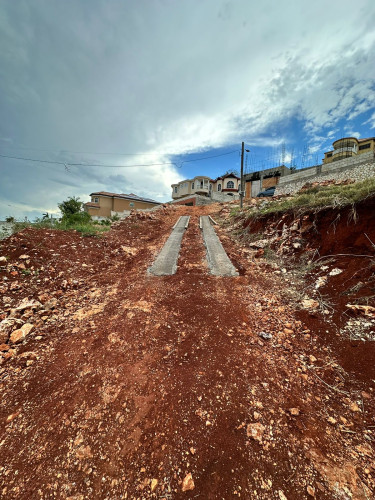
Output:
148,216,190,276
200,216,238,277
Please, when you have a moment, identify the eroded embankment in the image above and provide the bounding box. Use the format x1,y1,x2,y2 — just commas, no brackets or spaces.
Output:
229,195,375,382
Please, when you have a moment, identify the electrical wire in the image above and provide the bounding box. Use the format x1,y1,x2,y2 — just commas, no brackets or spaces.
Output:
0,144,170,156
0,153,178,169
0,149,239,169
0,144,240,159
180,149,239,166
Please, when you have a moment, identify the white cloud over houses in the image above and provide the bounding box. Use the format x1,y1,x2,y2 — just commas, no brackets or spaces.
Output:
0,0,374,218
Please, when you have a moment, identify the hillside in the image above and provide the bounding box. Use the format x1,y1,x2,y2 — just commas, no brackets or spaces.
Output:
0,199,374,499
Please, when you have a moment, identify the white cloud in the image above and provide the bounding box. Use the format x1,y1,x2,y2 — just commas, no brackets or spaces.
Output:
0,0,375,217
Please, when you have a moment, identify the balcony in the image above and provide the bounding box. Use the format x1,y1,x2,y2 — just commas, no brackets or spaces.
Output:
195,187,209,195
332,145,358,157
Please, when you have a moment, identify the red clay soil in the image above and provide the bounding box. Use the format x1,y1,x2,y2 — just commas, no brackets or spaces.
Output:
0,204,374,499
237,196,375,385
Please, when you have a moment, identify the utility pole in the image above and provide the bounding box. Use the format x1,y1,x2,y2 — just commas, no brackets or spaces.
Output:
240,141,244,208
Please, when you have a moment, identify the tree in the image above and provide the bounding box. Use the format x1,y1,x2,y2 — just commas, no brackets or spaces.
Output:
58,196,83,217
58,196,91,225
220,169,240,177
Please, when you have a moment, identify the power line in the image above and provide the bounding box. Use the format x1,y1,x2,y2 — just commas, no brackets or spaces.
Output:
0,144,171,156
0,143,239,160
0,153,178,169
180,149,239,166
0,149,239,169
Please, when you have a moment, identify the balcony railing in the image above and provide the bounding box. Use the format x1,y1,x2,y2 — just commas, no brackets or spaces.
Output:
332,145,358,156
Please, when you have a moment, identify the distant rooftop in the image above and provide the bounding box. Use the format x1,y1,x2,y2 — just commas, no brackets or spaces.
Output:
90,191,161,204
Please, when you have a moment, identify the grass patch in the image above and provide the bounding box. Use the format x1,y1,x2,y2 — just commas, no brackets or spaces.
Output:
9,217,111,238
246,178,375,220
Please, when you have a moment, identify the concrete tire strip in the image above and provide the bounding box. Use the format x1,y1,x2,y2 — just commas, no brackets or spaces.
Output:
148,216,190,276
200,215,238,276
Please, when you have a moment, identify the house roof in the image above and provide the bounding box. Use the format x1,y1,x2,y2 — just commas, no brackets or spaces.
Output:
213,173,240,181
358,137,375,142
89,191,161,204
85,202,100,208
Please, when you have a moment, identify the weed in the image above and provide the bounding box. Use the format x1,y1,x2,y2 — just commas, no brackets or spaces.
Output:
245,178,375,221
262,246,278,261
341,282,364,296
7,217,110,237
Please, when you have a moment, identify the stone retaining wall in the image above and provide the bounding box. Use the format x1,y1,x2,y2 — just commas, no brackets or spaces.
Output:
275,151,375,195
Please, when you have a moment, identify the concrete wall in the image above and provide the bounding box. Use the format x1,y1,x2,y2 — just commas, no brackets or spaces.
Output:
171,194,214,206
211,191,240,202
275,151,375,195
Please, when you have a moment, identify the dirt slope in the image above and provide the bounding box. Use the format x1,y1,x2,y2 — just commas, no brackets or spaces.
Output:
0,205,374,499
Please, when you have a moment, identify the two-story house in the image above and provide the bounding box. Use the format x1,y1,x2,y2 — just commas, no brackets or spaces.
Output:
323,137,375,164
171,173,240,200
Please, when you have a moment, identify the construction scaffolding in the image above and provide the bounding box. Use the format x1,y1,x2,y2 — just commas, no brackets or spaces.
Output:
244,142,323,176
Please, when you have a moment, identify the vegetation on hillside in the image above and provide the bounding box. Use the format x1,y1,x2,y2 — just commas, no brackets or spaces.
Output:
3,196,118,238
241,178,375,221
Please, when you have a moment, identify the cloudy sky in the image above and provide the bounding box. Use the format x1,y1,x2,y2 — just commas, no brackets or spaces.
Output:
1,0,375,219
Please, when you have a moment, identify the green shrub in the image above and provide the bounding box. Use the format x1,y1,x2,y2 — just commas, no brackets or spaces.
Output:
61,211,91,226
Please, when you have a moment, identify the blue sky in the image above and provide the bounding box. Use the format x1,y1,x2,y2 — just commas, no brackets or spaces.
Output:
1,0,375,219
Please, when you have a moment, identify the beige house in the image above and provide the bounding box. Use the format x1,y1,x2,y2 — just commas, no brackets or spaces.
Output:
84,191,161,218
323,137,375,164
171,173,240,200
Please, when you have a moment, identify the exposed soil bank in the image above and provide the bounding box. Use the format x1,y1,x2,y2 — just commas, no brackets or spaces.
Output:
236,195,375,382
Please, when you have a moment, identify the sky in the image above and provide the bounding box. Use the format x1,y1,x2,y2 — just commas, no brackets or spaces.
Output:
1,0,375,220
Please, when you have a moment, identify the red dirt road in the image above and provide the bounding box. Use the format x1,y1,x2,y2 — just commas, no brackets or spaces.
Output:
0,205,374,499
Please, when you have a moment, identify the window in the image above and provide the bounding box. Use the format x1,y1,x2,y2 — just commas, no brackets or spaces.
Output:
218,184,221,191
227,181,234,189
326,153,332,158
129,202,134,207
174,186,177,193
192,182,194,189
94,197,99,203
359,143,371,150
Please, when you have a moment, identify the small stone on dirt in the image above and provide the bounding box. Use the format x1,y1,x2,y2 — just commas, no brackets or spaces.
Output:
6,411,20,423
349,401,361,412
258,331,272,340
150,478,158,492
329,268,342,276
278,490,288,500
182,473,195,492
289,408,300,416
301,299,319,310
246,423,265,442
307,485,315,496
